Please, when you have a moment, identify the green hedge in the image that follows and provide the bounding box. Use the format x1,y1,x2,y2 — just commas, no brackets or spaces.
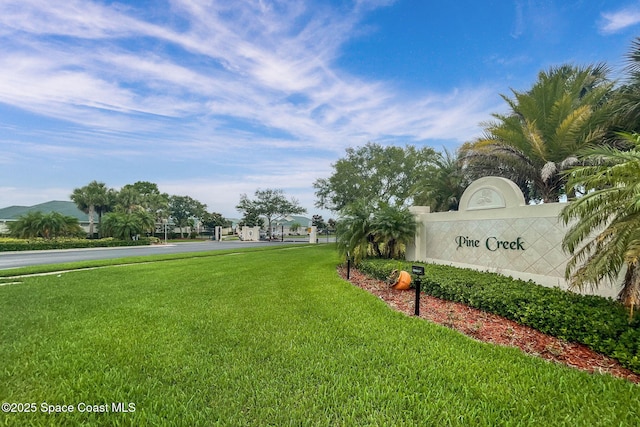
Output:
0,237,154,252
358,258,640,373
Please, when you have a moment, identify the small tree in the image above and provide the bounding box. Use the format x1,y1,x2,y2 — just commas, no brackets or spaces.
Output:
202,211,231,237
202,212,230,229
134,209,156,236
101,212,138,240
336,203,416,262
336,201,374,264
8,211,84,239
168,195,207,238
312,214,327,232
236,189,306,239
371,204,417,259
239,210,264,228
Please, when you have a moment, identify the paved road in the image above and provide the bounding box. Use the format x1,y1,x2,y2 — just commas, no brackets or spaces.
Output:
0,240,311,270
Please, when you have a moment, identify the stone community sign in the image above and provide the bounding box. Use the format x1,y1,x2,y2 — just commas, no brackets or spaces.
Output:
406,176,616,298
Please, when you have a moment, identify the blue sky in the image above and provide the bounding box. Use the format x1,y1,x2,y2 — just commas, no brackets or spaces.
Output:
1,0,639,218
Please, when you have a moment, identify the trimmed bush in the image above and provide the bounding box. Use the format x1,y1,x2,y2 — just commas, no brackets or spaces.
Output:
0,237,152,252
358,258,640,373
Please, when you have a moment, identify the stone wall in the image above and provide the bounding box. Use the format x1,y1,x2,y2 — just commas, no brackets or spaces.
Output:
406,177,617,298
239,226,261,241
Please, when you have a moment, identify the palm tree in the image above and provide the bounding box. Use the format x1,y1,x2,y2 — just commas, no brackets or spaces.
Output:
38,212,67,239
605,37,640,150
7,211,44,238
336,203,416,262
133,209,156,237
116,186,142,213
8,211,84,239
611,38,640,135
145,191,169,233
101,212,142,240
95,188,117,236
71,181,112,238
462,64,614,203
57,214,85,238
336,201,375,264
371,204,417,259
561,132,640,318
413,149,467,211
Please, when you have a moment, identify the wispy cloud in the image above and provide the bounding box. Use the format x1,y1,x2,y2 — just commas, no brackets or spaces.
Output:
0,186,73,207
599,4,640,34
0,0,504,214
0,0,495,153
511,0,525,39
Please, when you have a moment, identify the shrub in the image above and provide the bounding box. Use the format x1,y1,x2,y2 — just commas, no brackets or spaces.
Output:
0,237,152,252
7,211,85,239
358,258,640,373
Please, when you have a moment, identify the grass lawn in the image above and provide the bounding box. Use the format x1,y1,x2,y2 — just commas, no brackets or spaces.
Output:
1,245,638,426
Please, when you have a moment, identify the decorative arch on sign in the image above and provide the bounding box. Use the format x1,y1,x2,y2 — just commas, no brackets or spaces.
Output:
458,177,526,211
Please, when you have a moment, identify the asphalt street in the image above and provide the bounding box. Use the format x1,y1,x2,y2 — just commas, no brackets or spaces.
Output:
0,240,310,270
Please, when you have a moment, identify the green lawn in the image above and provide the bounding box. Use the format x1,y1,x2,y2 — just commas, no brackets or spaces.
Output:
1,246,638,426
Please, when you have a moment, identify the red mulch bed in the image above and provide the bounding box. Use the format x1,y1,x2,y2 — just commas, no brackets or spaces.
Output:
338,266,640,384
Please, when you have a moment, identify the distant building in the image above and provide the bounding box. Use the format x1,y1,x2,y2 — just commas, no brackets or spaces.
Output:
268,215,312,237
0,201,237,238
0,201,91,234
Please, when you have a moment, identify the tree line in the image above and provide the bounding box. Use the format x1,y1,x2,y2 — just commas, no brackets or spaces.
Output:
317,37,640,315
7,181,325,242
68,180,228,240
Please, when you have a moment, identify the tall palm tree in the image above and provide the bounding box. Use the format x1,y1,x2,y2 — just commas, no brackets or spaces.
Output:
70,181,111,238
144,191,169,232
561,132,640,318
116,186,142,214
608,37,640,142
413,149,467,211
462,64,614,203
95,188,117,237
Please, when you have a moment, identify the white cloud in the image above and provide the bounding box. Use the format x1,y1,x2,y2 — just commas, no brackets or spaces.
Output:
0,0,496,153
511,0,525,39
0,0,166,39
157,160,333,218
599,5,640,34
0,186,73,207
0,0,503,216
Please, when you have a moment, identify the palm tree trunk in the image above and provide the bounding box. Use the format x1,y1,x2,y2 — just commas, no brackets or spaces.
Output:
620,261,640,322
89,205,95,238
97,210,103,239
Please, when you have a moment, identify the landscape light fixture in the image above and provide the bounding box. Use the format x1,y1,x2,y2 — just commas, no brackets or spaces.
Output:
412,265,425,316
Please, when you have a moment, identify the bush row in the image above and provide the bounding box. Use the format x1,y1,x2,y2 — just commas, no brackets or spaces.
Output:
357,258,640,373
0,237,155,252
